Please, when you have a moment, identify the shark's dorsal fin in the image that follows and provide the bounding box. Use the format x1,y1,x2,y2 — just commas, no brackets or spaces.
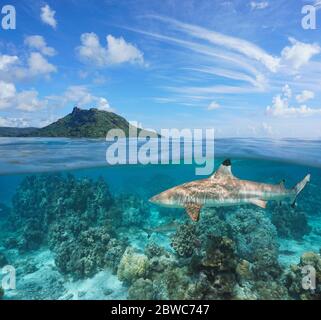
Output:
211,159,234,179
185,203,202,222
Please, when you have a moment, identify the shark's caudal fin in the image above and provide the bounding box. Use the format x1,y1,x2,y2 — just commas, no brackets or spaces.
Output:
292,174,311,207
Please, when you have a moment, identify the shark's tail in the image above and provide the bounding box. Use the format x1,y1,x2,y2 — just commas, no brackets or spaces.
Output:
292,174,311,207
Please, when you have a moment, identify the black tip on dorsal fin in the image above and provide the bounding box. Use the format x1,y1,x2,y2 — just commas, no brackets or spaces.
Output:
222,159,231,166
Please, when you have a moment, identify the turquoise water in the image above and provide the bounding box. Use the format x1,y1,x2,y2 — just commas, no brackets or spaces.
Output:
0,138,320,300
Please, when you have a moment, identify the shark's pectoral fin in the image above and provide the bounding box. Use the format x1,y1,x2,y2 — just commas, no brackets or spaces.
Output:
249,199,267,209
185,203,202,222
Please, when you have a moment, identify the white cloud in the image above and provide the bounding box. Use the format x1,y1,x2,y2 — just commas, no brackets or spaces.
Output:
16,89,47,111
40,4,57,29
0,81,16,109
189,67,267,89
24,35,56,56
105,34,144,65
96,97,111,111
0,53,56,82
282,84,292,99
27,52,57,77
77,33,144,67
250,1,269,10
0,116,55,128
296,90,315,103
0,117,30,128
281,38,321,70
0,81,47,111
207,101,220,110
48,85,113,111
266,85,321,116
147,15,280,72
0,42,56,82
0,54,18,71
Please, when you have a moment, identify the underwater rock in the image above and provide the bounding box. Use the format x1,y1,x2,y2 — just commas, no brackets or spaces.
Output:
117,247,149,284
4,237,18,249
171,223,200,258
0,286,4,300
103,288,113,296
128,278,154,300
0,251,8,267
271,205,311,240
285,251,321,300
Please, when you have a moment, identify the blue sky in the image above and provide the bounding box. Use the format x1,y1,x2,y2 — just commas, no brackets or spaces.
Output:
1,0,321,138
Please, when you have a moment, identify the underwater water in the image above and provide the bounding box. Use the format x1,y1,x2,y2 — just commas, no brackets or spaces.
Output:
0,138,321,300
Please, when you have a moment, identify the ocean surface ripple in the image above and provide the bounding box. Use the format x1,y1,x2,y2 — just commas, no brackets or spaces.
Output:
0,137,320,174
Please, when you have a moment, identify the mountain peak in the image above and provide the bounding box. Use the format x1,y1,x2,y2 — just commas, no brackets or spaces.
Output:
0,106,160,138
72,106,82,114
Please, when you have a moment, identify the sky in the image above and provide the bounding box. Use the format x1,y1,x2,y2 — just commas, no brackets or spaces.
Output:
1,0,321,138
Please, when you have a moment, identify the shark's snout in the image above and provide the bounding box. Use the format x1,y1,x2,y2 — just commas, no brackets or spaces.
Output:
149,191,173,206
149,195,160,204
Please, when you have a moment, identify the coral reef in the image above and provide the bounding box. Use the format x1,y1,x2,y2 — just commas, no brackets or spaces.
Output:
9,174,114,251
144,241,168,259
128,278,154,300
285,251,321,300
226,208,280,280
51,226,126,279
4,170,319,301
127,234,242,300
271,205,311,240
5,174,145,279
171,223,200,257
252,281,289,300
188,235,239,299
117,247,149,284
197,209,231,240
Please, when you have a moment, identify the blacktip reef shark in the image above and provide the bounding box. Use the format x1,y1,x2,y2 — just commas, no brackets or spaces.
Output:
149,159,311,222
